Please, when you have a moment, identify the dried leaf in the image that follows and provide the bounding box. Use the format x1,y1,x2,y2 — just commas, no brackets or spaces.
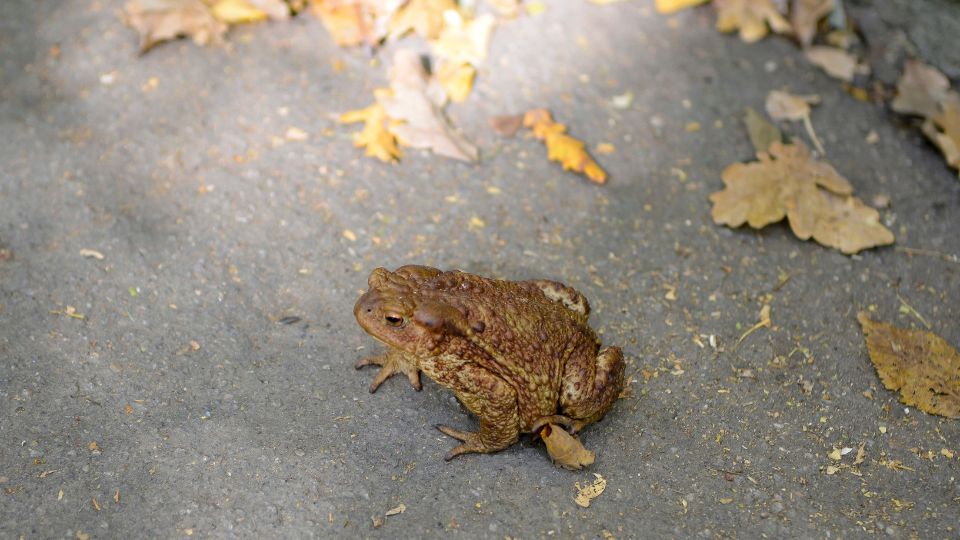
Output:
385,503,406,516
209,0,269,23
858,312,960,418
387,0,455,40
766,90,824,153
79,248,105,260
430,11,495,65
714,0,791,43
310,0,402,47
791,0,833,48
805,46,857,82
891,60,952,118
124,0,227,53
378,49,478,162
744,107,782,153
655,0,709,14
490,114,523,137
339,100,403,162
574,473,606,508
436,62,475,103
922,96,960,172
541,424,595,470
710,141,894,254
523,109,607,184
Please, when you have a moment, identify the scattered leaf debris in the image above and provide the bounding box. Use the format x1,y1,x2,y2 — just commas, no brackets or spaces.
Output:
574,473,606,507
713,0,791,44
385,503,406,516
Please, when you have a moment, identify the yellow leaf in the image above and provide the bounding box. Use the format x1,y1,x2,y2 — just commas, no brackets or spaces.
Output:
655,0,709,14
714,0,790,43
123,0,227,53
709,141,894,254
858,313,960,418
430,11,495,65
387,0,456,40
209,0,268,23
523,109,608,184
437,62,475,103
574,473,606,507
311,0,398,47
340,100,403,163
540,424,595,470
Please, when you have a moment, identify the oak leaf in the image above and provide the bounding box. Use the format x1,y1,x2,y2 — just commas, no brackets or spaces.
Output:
891,60,952,118
655,0,709,14
714,0,790,43
709,141,894,254
790,0,833,48
922,96,960,173
858,313,960,418
540,424,595,470
523,109,607,184
339,99,403,163
124,0,227,53
378,49,478,162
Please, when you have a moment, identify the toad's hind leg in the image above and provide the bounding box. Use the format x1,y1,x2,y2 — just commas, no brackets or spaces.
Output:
559,346,625,428
435,363,521,460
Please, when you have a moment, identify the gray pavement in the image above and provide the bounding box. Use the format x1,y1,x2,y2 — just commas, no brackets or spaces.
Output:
2,1,960,538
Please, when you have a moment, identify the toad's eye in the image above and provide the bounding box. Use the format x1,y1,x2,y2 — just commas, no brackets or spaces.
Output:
384,315,403,327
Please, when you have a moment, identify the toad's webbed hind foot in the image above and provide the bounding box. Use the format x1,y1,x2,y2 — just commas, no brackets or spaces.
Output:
355,351,422,393
436,424,514,461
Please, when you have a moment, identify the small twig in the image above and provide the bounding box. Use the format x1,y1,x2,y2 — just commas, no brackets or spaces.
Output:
897,294,931,329
895,246,959,264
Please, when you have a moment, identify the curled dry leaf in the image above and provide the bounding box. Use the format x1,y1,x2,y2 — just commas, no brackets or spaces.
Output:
124,0,227,53
540,424,595,470
385,503,406,516
891,60,952,118
922,96,960,173
523,109,607,184
791,0,833,48
714,0,791,44
655,0,709,14
709,141,894,254
804,46,858,82
339,100,403,163
574,473,607,508
379,49,478,162
744,107,782,154
858,312,960,418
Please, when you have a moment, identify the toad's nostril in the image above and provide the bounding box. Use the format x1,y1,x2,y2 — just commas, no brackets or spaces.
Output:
366,308,372,313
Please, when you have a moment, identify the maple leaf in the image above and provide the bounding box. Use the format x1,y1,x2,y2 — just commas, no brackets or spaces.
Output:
710,141,894,254
923,96,960,173
339,99,403,163
523,109,607,184
655,0,709,14
858,313,960,419
378,49,478,162
714,0,790,43
891,60,952,119
790,0,833,48
540,424,595,470
124,0,227,53
310,0,403,47
387,0,455,40
430,11,495,65
436,61,475,103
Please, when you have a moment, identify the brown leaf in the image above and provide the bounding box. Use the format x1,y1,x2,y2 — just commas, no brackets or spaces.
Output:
922,95,960,172
490,114,523,137
744,107,782,154
858,313,960,418
710,141,894,254
340,99,403,162
892,60,952,118
523,109,607,184
804,46,858,82
765,90,819,122
541,424,595,470
124,0,227,53
378,49,478,162
714,0,791,43
790,0,833,48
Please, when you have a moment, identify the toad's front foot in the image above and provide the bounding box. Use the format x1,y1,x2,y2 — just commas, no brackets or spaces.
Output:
355,351,422,393
435,425,504,461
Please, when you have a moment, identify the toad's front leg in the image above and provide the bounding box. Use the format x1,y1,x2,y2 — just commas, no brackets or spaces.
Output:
355,349,422,393
435,364,521,461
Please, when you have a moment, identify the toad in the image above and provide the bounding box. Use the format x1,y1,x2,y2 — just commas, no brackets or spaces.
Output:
354,265,624,460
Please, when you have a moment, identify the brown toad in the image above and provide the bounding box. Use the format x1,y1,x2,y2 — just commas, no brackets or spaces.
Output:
354,265,624,460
